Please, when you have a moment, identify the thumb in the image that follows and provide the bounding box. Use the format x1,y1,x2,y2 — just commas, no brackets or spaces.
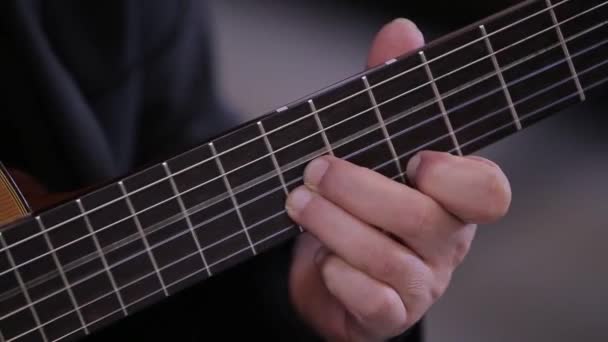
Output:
367,18,425,68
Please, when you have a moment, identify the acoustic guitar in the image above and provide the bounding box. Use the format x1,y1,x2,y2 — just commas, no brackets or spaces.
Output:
0,0,606,340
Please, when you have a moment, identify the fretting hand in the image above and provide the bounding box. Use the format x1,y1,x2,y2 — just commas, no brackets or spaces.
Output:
285,19,512,341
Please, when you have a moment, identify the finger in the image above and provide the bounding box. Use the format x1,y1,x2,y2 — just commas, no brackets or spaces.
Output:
286,186,435,325
367,18,425,68
319,254,407,339
289,233,347,339
301,155,468,266
406,151,512,224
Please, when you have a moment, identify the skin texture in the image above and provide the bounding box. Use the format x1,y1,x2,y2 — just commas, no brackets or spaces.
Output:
286,18,512,341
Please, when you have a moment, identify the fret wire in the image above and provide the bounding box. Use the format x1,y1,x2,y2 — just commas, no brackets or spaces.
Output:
36,216,89,335
0,234,49,342
0,0,602,257
256,122,289,196
308,99,334,155
546,0,586,101
208,143,257,255
117,181,169,296
362,75,406,183
1,17,606,294
76,199,128,317
8,73,602,337
419,51,463,156
480,24,523,131
3,68,607,330
256,121,303,233
162,162,212,277
0,327,4,342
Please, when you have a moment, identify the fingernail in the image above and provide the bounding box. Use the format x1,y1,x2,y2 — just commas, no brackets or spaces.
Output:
467,155,499,168
304,157,330,190
286,187,312,213
392,18,419,30
391,18,424,47
406,153,421,181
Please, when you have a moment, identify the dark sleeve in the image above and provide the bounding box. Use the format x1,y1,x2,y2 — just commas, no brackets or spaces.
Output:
133,0,238,165
128,1,424,340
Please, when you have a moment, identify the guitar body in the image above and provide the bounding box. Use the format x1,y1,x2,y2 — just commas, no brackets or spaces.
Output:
0,164,80,227
0,164,30,227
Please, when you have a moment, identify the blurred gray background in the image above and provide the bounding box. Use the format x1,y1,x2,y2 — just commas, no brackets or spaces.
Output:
205,1,608,341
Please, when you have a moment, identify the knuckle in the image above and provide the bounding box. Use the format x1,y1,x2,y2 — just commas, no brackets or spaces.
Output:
376,248,413,283
377,251,403,282
405,267,430,300
400,270,432,327
398,198,433,238
412,201,431,230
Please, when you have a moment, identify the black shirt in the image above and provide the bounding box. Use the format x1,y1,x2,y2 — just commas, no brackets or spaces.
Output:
0,1,423,340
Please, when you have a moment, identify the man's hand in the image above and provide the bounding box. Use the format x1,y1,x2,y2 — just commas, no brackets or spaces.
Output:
285,19,512,341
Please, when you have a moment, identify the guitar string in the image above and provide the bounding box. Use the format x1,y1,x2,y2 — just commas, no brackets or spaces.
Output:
0,9,604,290
0,0,593,255
0,0,603,259
6,69,608,342
2,43,608,331
0,14,604,308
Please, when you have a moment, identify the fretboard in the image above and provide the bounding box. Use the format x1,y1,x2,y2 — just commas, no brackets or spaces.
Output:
1,0,607,341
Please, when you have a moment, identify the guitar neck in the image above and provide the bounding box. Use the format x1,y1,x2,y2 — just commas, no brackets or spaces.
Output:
1,0,607,341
